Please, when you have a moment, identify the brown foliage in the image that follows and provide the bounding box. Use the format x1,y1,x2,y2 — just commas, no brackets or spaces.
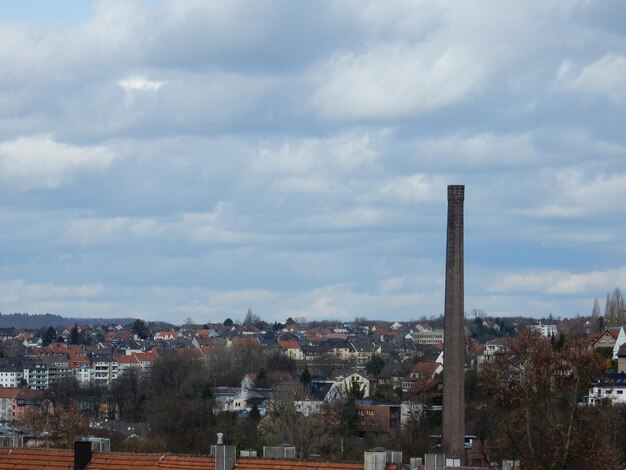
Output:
15,401,89,449
480,330,621,470
258,385,331,460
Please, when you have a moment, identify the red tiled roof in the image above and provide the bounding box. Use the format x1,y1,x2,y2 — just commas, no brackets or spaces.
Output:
277,340,300,350
235,458,363,469
16,389,45,401
0,388,19,399
0,448,74,469
0,449,369,470
134,350,158,362
409,361,440,378
113,355,139,364
87,452,213,469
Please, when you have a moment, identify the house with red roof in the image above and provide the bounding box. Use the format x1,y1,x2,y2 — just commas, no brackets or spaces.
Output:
277,339,303,360
69,354,93,386
153,331,177,341
0,387,45,421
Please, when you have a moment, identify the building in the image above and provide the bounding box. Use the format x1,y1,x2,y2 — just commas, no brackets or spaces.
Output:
414,329,445,344
588,373,626,405
0,360,24,388
22,360,48,390
354,401,401,435
528,322,558,338
0,388,45,421
90,354,118,386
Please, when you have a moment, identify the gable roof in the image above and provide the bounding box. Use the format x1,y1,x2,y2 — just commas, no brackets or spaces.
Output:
408,361,441,379
0,448,74,469
235,459,362,469
87,452,213,469
277,340,300,350
0,449,366,470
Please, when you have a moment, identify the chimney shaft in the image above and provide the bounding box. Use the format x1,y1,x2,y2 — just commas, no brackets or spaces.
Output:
74,441,92,470
442,185,465,462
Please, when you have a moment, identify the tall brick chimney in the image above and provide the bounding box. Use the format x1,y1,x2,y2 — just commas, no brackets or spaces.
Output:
442,185,465,463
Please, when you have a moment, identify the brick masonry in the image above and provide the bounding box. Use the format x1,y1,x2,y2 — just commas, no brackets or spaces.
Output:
442,185,465,462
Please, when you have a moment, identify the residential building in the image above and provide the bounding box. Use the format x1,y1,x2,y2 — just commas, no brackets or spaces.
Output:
0,388,45,421
354,401,401,435
592,328,621,352
277,339,304,360
528,322,558,337
22,360,48,390
0,360,23,388
414,329,444,344
90,354,118,386
588,374,626,405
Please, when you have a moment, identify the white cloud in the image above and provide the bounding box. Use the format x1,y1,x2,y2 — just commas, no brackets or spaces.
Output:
379,276,408,294
525,168,626,219
0,280,104,304
302,206,389,231
253,132,380,176
65,202,253,245
311,42,486,120
412,132,546,167
118,75,167,92
488,267,626,295
0,136,117,189
560,53,626,102
374,174,447,204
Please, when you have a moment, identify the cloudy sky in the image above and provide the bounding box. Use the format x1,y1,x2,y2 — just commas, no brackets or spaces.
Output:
1,0,625,323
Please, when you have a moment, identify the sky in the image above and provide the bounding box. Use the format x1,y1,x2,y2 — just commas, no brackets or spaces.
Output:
1,0,625,324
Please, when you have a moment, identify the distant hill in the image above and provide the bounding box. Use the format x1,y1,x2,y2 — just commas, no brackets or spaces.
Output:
0,313,136,329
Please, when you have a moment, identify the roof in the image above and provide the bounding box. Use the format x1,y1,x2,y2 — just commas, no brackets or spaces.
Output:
113,355,139,364
277,340,300,350
408,361,441,378
0,448,74,469
235,458,362,469
87,452,213,469
0,449,367,470
0,388,18,399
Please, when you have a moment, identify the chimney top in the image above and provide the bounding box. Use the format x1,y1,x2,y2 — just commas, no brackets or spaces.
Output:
447,185,465,201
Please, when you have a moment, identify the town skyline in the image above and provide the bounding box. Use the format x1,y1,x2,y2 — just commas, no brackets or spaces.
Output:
1,1,626,323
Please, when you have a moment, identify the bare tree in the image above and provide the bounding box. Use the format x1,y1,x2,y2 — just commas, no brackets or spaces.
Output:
481,330,620,469
258,385,328,460
16,401,89,449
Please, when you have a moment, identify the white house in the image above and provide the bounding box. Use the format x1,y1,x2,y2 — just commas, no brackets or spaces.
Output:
612,327,626,360
528,322,558,337
587,374,626,405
